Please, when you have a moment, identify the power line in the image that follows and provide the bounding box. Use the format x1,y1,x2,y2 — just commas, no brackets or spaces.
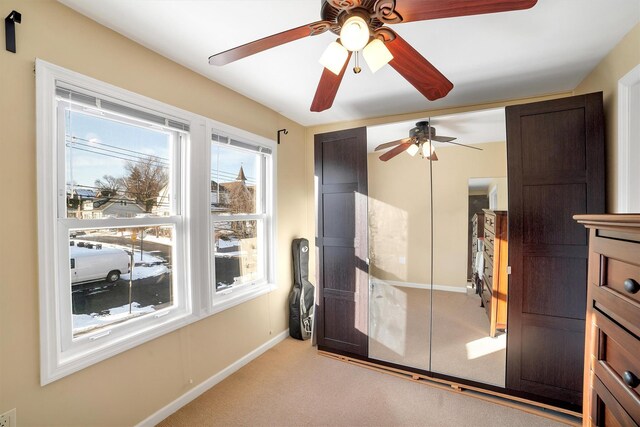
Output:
68,139,170,167
67,137,256,183
68,134,171,162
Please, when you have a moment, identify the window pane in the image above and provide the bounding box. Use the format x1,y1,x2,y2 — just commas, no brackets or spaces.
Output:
69,226,174,337
211,143,260,215
213,220,262,291
64,109,174,219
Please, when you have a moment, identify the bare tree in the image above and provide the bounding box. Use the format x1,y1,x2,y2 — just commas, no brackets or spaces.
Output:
121,156,168,212
94,174,122,197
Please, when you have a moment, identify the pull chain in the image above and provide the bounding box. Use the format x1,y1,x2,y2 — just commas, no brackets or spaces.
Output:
353,51,362,74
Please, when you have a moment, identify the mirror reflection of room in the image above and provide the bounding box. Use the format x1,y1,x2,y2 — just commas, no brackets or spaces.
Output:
367,108,509,387
430,109,508,387
367,135,432,371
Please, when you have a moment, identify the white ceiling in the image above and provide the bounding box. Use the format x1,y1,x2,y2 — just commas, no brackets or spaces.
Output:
366,107,506,152
59,0,640,127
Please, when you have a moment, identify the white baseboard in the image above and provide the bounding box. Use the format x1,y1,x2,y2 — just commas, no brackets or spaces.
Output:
136,329,289,427
373,279,468,293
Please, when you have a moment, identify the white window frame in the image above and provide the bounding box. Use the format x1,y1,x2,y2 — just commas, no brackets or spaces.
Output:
207,124,277,314
36,60,277,385
489,185,498,210
617,63,640,213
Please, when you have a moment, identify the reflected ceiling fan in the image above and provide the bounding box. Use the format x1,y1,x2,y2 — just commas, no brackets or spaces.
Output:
208,0,538,112
375,120,482,162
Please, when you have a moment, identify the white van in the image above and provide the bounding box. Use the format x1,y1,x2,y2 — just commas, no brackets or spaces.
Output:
70,243,130,284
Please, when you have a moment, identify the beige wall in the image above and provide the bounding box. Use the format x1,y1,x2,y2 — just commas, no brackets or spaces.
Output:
489,177,508,211
367,142,507,287
0,1,308,425
574,22,640,212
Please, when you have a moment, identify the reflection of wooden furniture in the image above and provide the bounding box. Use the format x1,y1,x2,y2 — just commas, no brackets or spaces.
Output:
481,209,508,337
575,215,640,426
471,212,485,293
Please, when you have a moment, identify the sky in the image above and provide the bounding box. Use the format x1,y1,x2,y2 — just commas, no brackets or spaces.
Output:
65,110,258,193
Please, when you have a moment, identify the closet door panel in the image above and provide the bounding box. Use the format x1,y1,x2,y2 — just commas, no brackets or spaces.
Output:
315,127,369,356
506,92,605,409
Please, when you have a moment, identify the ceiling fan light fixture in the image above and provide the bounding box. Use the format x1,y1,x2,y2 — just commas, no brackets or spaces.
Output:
339,15,370,52
319,41,349,75
406,143,420,156
362,39,393,73
421,143,437,159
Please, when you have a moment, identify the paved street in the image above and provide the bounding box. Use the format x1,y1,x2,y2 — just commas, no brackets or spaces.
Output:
72,234,172,315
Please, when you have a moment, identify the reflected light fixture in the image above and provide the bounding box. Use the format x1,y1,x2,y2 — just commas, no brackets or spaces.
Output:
406,143,420,156
421,142,438,161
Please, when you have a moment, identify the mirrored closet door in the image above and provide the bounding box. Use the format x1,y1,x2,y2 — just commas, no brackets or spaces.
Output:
429,109,508,387
367,135,432,371
366,108,508,384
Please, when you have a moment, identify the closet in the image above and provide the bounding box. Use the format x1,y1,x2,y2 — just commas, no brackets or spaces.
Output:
314,92,605,413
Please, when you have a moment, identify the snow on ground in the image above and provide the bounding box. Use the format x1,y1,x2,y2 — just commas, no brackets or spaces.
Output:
73,302,156,333
122,264,169,280
139,234,172,246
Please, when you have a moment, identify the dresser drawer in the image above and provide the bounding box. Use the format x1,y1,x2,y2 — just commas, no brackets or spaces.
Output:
484,212,496,234
604,257,640,306
592,374,637,427
483,257,494,287
483,245,495,267
484,229,495,251
593,236,640,338
593,310,640,424
481,282,492,317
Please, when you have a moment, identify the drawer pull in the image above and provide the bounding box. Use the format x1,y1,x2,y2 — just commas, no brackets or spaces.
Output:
623,278,640,294
623,371,640,389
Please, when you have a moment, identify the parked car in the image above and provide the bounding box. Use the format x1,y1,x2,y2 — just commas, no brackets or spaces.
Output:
70,244,130,284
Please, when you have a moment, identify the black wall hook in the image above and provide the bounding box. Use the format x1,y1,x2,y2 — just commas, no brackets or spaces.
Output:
277,128,288,145
5,10,21,53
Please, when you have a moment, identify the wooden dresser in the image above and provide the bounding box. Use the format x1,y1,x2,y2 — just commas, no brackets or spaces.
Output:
471,212,485,293
575,215,640,426
481,209,508,338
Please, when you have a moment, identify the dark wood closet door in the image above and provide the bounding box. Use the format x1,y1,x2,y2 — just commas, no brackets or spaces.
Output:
315,127,369,356
506,93,605,408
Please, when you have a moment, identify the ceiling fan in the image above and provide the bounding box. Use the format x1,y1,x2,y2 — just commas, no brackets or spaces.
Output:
208,0,538,112
374,120,482,161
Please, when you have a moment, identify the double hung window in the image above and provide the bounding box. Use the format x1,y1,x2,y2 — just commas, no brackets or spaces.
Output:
37,60,276,384
210,133,274,306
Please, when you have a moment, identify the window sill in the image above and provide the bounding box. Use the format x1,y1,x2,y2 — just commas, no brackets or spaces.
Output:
211,282,276,315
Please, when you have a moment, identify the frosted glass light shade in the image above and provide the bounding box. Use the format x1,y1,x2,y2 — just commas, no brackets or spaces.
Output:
319,41,349,75
339,16,370,51
363,39,393,73
406,143,420,156
421,143,438,160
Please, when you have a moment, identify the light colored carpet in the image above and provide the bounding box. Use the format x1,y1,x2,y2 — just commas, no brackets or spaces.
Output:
431,290,506,386
369,285,431,371
158,337,564,427
369,285,505,386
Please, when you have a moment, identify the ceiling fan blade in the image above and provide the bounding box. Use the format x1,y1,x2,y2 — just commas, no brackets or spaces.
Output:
310,51,352,112
442,140,483,151
209,21,332,66
431,136,456,143
379,142,413,161
375,138,410,151
394,0,537,23
386,33,453,101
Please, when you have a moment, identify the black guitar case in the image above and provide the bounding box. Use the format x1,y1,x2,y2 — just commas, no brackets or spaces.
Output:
289,238,315,340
